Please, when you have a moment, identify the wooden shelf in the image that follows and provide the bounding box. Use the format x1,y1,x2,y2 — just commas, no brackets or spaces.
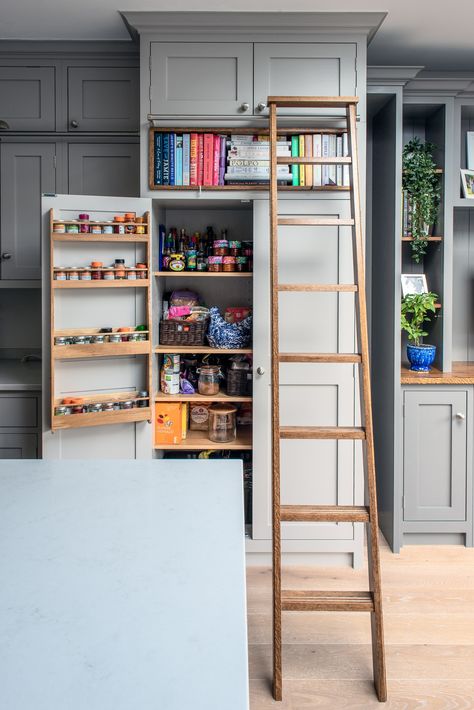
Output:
155,391,252,403
51,234,149,243
53,341,150,359
401,361,474,384
155,426,252,450
154,271,252,278
52,279,150,289
149,185,349,192
401,236,443,242
155,345,252,355
52,407,151,431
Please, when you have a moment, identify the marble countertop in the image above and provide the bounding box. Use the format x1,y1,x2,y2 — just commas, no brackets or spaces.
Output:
0,460,249,710
0,359,41,390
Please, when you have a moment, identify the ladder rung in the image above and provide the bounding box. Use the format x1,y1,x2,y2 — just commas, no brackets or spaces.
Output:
281,505,370,523
278,284,357,292
277,217,354,227
268,96,359,109
281,590,374,612
277,157,351,165
279,353,361,363
280,426,366,440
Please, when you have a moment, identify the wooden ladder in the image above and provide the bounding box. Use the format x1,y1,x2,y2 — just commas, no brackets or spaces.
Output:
268,96,387,703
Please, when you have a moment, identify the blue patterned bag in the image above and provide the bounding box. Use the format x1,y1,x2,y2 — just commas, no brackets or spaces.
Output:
207,306,252,349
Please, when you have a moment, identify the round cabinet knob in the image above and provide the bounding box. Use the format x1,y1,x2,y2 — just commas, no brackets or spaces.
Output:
455,412,465,420
1,252,11,260
240,102,250,113
70,120,79,128
256,366,265,376
256,102,267,112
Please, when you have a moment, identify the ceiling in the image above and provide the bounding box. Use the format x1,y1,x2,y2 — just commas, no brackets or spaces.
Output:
0,1,473,71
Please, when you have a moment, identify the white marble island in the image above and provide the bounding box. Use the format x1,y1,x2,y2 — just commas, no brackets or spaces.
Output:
0,460,249,710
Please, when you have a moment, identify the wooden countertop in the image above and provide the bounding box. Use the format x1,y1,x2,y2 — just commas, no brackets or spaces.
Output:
401,361,474,384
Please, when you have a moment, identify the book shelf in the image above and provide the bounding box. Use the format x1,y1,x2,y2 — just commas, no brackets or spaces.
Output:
49,208,153,432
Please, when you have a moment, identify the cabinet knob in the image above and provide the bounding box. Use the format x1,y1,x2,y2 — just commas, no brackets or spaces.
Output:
0,119,10,130
455,412,465,420
70,120,79,128
240,102,250,113
1,252,11,260
256,366,265,376
256,102,267,112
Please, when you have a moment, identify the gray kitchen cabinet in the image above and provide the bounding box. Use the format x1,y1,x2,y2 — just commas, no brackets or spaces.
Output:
0,433,38,459
149,42,253,116
67,67,139,132
68,142,140,196
0,142,56,280
0,392,40,459
0,66,55,131
403,389,468,522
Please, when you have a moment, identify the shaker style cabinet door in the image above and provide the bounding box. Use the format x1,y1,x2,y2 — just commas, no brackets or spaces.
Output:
0,66,55,131
0,143,56,280
149,42,253,116
403,390,468,522
68,143,140,197
67,67,139,132
0,433,38,459
253,43,357,115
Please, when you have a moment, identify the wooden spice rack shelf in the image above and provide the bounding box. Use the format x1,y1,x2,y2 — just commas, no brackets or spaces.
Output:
52,234,149,243
154,271,252,278
52,280,150,289
154,345,252,355
53,341,150,359
155,391,252,403
53,407,151,431
154,426,252,450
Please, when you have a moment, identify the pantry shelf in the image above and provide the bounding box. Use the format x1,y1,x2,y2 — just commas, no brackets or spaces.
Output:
154,426,252,450
401,236,443,242
53,341,150,359
154,271,252,278
154,345,253,355
155,391,252,403
52,407,151,431
52,280,150,288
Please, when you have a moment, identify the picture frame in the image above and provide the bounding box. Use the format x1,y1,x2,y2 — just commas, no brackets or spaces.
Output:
467,132,474,170
461,169,474,199
401,273,428,297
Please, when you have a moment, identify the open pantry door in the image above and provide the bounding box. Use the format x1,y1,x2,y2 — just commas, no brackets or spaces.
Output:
41,194,153,460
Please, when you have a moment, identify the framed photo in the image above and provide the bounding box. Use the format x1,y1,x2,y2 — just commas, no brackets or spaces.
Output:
461,169,474,199
467,132,474,170
401,273,428,297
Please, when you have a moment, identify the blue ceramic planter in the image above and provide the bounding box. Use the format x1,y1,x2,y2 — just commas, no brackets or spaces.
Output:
407,344,436,372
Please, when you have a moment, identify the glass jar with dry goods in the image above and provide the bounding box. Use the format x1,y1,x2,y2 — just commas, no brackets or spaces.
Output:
208,403,237,443
198,365,220,396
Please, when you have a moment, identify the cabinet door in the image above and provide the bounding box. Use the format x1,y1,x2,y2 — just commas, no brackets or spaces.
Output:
252,199,357,540
68,143,139,197
0,433,38,459
254,43,357,115
68,67,139,132
1,143,56,280
0,66,55,131
149,42,253,116
403,390,467,521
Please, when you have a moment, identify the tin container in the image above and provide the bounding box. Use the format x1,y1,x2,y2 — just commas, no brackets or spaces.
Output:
53,223,65,233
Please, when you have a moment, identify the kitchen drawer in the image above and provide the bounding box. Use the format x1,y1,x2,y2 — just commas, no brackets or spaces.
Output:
0,395,38,428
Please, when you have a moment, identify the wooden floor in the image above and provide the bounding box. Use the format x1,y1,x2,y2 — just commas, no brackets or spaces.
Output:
247,536,474,709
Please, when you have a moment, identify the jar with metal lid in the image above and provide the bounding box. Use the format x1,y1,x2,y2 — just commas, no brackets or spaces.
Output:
91,335,105,344
78,214,90,233
103,269,115,281
207,256,223,272
198,365,221,396
125,223,136,234
103,223,114,234
242,242,253,256
137,391,149,407
208,403,237,443
120,400,134,410
124,212,136,221
80,268,92,280
222,256,236,272
68,268,80,281
136,263,147,278
109,333,122,344
91,222,102,234
91,261,103,280
55,405,71,416
128,332,140,342
55,336,67,346
103,402,115,412
213,240,229,256
229,240,242,256
135,217,146,234
74,336,87,345
126,268,137,280
87,403,103,414
114,216,125,234
66,223,79,234
53,223,65,233
235,256,248,272
54,269,67,281
114,259,126,279
71,405,85,415
169,253,185,272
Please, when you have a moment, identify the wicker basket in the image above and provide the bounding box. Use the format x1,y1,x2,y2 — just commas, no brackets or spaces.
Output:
160,319,208,346
226,368,253,397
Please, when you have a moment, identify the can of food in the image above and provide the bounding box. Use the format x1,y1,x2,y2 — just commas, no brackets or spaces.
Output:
53,223,65,233
163,353,180,373
161,369,180,395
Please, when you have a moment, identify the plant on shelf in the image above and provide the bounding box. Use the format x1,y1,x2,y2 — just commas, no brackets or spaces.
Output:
402,138,441,263
401,291,438,371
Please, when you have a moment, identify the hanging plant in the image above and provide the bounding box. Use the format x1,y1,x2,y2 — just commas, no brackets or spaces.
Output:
402,138,441,263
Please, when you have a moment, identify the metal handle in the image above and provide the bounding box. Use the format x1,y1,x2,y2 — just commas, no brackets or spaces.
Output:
240,102,250,113
256,366,265,376
256,102,267,112
455,412,465,420
70,120,79,128
1,253,11,260
0,119,10,130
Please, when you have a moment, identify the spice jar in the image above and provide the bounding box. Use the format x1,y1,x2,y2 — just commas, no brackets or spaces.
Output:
169,253,185,272
91,261,103,280
53,223,65,233
136,263,147,278
118,327,132,342
103,222,114,234
87,403,103,414
80,268,92,280
91,222,102,234
103,402,115,412
54,269,67,281
114,216,125,234
78,214,90,233
125,212,136,234
66,223,79,234
68,268,79,281
135,217,146,235
229,240,242,256
120,400,134,410
198,365,221,396
208,403,237,443
114,259,126,279
128,332,140,342
109,333,122,344
213,240,229,256
207,256,223,272
91,335,105,344
55,406,70,416
137,391,149,407
55,336,67,346
222,256,236,272
72,405,85,415
103,269,115,281
126,268,137,280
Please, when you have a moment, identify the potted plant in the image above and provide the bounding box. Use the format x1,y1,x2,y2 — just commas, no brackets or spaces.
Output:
401,291,438,371
402,138,441,263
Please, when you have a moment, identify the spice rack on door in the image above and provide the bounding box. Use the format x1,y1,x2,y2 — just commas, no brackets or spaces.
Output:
49,209,153,432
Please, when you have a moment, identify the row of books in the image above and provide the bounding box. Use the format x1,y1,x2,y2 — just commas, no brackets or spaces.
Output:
153,132,351,187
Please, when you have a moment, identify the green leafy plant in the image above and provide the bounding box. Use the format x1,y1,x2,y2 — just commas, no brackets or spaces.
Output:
401,292,438,346
402,138,441,263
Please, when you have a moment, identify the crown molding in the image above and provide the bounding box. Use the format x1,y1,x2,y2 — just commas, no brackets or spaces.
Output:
0,39,138,59
367,66,424,86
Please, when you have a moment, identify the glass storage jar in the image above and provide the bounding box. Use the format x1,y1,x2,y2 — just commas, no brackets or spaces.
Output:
208,403,237,443
198,365,220,396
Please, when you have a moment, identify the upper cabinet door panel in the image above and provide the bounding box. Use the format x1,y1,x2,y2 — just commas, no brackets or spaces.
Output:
254,43,357,115
68,67,139,132
68,143,140,197
0,67,55,131
149,42,253,116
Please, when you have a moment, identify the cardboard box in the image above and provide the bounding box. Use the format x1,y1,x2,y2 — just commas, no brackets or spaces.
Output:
154,403,183,445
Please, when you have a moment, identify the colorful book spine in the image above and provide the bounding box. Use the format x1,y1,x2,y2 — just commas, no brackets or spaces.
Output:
291,135,299,186
299,135,305,187
343,132,350,187
197,134,204,186
336,134,343,186
190,133,198,186
158,223,166,270
154,133,163,185
328,134,337,185
175,134,183,186
169,133,176,186
182,134,190,186
212,134,221,186
312,134,322,187
219,135,226,186
304,134,312,185
322,134,329,186
203,133,214,186
162,133,170,186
